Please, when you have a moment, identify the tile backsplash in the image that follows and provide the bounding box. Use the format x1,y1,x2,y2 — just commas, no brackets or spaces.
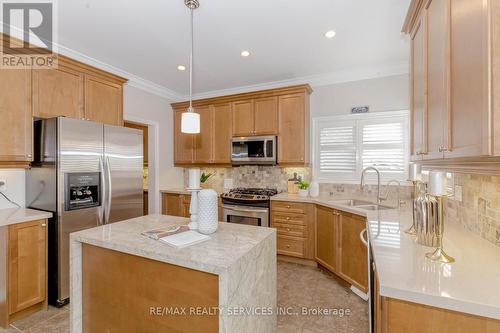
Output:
445,173,500,247
184,166,311,193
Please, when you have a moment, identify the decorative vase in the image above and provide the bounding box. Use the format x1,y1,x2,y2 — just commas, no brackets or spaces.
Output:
197,189,218,235
309,179,319,197
298,189,309,197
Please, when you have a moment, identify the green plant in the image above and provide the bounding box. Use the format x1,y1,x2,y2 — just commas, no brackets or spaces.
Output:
298,180,309,190
200,172,213,183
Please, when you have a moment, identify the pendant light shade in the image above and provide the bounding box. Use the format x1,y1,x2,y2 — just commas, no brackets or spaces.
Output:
181,110,200,134
181,0,200,134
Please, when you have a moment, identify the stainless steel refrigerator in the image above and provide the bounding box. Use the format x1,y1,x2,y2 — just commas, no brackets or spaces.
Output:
26,117,143,306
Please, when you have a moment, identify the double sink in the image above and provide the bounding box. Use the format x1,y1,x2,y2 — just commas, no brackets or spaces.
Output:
328,199,394,211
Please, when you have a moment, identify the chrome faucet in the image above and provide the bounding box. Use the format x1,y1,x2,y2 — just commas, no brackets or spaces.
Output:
360,166,382,204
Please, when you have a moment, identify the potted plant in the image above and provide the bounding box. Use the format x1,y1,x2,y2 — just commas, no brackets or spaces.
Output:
200,172,213,188
298,180,309,197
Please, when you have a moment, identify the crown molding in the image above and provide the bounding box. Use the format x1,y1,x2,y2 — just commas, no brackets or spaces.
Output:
188,61,409,100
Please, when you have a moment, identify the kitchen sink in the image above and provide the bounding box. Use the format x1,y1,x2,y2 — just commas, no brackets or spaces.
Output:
328,199,373,207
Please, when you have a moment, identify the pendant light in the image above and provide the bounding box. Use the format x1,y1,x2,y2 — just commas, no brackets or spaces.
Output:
181,0,200,134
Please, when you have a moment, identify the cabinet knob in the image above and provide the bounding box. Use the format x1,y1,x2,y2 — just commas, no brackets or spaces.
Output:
286,217,290,220
27,154,32,158
286,228,291,232
41,223,47,227
286,205,291,208
286,245,290,248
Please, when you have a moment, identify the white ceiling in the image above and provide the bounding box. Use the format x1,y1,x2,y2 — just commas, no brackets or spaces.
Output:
56,0,411,100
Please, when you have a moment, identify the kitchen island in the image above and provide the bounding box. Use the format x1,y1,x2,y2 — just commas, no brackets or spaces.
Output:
69,214,276,333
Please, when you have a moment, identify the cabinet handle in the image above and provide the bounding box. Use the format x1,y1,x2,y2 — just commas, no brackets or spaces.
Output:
286,245,291,248
41,223,47,227
286,217,290,220
438,146,449,152
286,228,291,232
286,205,291,208
27,154,32,158
360,228,368,246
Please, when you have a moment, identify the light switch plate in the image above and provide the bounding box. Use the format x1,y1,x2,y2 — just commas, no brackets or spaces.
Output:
0,179,6,192
454,185,463,202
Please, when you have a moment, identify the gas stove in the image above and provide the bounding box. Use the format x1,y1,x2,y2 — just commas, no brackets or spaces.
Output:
221,188,278,207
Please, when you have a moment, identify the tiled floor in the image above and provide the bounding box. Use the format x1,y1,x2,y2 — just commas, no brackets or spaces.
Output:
0,305,69,333
277,260,369,333
0,261,368,333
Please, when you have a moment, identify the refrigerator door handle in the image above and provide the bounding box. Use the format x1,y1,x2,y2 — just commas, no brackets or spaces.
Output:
99,156,106,225
105,156,112,224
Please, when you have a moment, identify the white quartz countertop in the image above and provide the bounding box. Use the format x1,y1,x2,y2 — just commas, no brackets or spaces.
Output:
271,192,500,320
0,207,52,227
70,214,276,275
160,187,222,195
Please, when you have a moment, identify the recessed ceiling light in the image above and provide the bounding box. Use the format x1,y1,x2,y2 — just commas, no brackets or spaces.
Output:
325,30,336,39
240,50,250,57
177,65,186,71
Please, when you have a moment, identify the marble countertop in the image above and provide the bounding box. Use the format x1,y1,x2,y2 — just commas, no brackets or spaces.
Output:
160,187,223,196
0,207,52,227
70,214,276,275
271,192,500,320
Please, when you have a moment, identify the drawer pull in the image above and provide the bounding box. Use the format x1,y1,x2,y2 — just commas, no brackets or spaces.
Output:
286,205,291,208
41,223,47,227
286,217,290,220
286,245,291,248
286,228,291,232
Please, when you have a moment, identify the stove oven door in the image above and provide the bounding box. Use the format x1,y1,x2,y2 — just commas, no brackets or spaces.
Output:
222,204,269,227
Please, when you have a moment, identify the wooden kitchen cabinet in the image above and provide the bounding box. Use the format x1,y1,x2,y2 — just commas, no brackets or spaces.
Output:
232,100,254,136
32,65,84,120
0,219,48,327
162,193,191,218
278,93,310,165
338,211,368,292
315,205,338,272
172,85,311,166
271,201,315,259
0,68,32,167
194,106,213,163
212,103,232,164
409,12,427,161
174,109,195,164
404,0,500,165
84,75,123,126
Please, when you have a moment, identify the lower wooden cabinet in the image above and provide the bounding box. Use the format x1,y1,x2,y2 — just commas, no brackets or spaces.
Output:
270,201,315,260
314,204,368,292
161,193,222,219
315,205,339,272
338,211,368,292
0,219,48,327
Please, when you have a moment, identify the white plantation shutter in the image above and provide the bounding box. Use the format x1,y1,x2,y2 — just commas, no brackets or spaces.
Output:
314,111,409,182
319,122,356,177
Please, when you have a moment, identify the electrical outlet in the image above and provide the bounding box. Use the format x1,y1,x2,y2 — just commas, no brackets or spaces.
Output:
454,185,463,202
0,179,6,192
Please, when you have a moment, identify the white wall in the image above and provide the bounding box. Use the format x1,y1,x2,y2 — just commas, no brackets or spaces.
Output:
123,85,184,214
310,74,409,117
0,169,25,209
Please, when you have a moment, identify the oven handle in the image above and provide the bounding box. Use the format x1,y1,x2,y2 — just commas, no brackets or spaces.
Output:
222,204,269,214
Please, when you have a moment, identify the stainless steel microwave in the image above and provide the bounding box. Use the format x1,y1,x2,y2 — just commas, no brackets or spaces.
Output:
231,136,277,165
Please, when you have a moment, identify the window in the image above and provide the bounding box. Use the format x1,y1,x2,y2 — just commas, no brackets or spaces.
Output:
313,111,409,183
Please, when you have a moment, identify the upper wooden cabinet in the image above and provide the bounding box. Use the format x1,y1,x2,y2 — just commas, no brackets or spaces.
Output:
32,66,84,120
172,85,311,166
212,103,232,163
232,100,255,136
85,75,123,126
278,93,310,164
0,68,32,166
404,0,499,163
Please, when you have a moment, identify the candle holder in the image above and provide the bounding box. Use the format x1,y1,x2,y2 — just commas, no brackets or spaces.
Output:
404,180,420,235
425,195,455,263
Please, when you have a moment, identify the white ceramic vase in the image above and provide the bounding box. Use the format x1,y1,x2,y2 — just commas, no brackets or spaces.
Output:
309,179,319,197
298,189,309,197
197,189,218,235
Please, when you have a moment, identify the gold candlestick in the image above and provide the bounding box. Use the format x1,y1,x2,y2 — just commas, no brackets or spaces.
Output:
405,180,420,235
425,195,455,263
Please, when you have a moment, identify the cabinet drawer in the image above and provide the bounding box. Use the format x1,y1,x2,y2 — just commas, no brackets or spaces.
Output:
271,212,307,226
272,222,307,238
272,201,308,214
277,236,305,258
